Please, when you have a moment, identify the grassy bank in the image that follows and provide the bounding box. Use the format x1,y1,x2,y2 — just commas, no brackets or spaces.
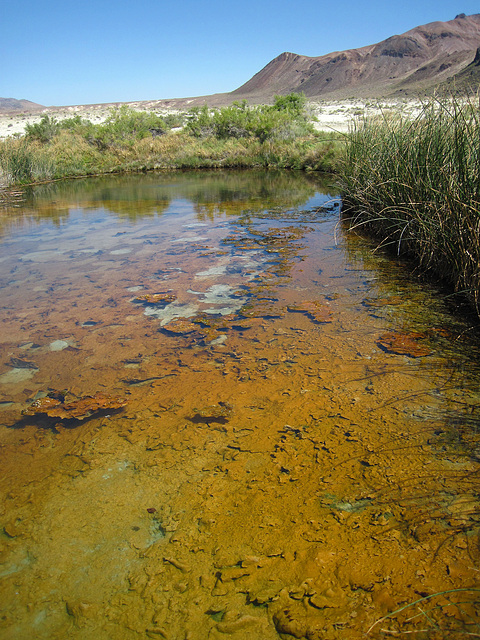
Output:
341,96,480,314
0,98,343,186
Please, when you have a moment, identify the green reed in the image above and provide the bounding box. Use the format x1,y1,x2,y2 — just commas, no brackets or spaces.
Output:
341,95,480,314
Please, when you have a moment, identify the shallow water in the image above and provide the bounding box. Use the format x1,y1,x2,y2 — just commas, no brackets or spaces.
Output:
0,170,479,639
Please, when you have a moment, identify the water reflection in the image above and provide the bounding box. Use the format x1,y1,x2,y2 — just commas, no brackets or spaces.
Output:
0,170,478,640
5,170,332,227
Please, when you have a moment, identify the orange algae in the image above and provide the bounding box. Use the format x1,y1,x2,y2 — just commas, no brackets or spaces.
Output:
22,392,127,420
0,173,478,640
287,300,333,323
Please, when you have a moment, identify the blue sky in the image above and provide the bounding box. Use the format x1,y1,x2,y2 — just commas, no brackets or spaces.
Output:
1,0,478,106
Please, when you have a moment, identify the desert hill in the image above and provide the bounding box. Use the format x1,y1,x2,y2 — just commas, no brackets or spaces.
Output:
434,45,480,94
231,13,480,100
0,98,45,113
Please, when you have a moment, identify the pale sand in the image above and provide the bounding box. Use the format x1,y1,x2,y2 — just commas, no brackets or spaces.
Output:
0,99,423,138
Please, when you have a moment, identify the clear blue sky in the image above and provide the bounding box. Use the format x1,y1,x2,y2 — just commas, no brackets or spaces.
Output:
1,0,478,106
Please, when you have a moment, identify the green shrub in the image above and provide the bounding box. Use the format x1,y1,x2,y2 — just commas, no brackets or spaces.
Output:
25,115,60,143
59,115,94,134
88,106,168,149
185,95,314,142
271,92,307,117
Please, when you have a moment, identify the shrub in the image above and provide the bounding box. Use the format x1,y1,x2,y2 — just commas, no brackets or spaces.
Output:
25,115,60,143
88,106,168,148
271,93,307,117
185,95,314,142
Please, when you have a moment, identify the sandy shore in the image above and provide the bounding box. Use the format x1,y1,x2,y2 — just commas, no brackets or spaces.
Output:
0,99,423,138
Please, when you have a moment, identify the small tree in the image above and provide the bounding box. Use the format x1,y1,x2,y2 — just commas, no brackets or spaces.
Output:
272,93,306,117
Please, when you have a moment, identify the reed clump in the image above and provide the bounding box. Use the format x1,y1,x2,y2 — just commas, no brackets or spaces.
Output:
341,95,480,314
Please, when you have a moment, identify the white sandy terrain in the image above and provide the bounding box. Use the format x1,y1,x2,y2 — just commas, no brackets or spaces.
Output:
0,99,423,138
310,99,423,132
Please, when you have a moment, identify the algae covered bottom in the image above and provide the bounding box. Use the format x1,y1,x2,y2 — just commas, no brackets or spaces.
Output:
0,171,479,639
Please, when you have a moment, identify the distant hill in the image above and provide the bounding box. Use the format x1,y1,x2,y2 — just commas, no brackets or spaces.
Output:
0,98,45,113
3,13,480,115
231,13,480,100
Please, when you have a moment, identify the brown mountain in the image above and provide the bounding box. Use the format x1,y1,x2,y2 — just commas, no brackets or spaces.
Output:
3,14,479,114
434,45,480,94
231,13,480,100
0,98,45,113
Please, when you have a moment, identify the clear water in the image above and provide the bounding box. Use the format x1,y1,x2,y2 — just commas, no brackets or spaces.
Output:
0,170,479,639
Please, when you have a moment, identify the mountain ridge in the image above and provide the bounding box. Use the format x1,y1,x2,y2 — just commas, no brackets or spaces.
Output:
232,13,480,100
0,98,45,113
2,13,480,112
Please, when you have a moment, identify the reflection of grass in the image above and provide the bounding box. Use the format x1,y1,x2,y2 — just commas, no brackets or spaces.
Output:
0,169,334,233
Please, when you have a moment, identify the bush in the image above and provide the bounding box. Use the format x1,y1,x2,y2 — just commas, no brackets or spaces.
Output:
88,106,168,149
185,94,314,142
271,93,307,116
25,115,60,143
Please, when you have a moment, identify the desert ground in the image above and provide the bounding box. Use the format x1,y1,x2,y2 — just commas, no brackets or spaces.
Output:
0,99,423,138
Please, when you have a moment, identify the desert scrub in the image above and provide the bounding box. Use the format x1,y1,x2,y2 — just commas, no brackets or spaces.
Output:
82,106,167,150
341,95,480,313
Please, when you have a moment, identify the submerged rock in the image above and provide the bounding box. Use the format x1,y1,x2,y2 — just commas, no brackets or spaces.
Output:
22,392,127,421
8,357,38,370
377,331,431,357
160,319,200,335
49,340,71,352
190,402,234,425
287,301,333,323
133,292,177,305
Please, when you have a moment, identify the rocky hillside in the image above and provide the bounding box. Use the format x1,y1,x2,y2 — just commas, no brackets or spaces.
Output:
232,13,480,100
435,45,480,94
0,98,45,113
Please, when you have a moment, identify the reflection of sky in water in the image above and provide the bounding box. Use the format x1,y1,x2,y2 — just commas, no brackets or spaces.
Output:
1,185,338,330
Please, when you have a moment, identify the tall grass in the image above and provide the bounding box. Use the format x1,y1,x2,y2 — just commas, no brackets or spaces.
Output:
341,95,480,314
0,138,56,184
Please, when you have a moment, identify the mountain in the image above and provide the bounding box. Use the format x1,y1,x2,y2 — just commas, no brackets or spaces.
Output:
434,45,480,94
3,14,479,114
0,98,45,113
231,13,480,100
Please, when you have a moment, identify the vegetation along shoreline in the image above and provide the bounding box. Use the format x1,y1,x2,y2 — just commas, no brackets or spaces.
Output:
1,93,479,319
